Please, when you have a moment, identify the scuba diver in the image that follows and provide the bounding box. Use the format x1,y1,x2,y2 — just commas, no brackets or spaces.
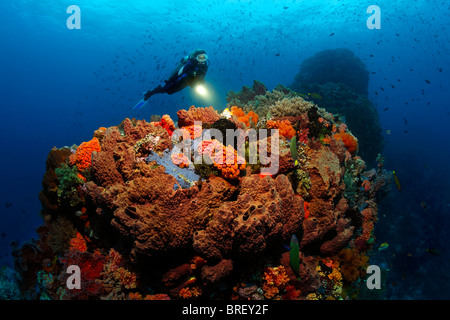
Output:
133,49,209,109
146,49,209,99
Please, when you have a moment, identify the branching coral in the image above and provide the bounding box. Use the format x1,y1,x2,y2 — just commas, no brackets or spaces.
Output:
226,83,294,120
269,97,317,118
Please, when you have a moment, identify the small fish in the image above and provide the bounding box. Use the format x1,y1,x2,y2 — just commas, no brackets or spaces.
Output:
426,248,440,256
383,107,389,111
385,129,391,135
297,93,309,99
274,53,280,56
4,202,12,208
425,79,431,84
290,135,298,165
329,33,335,36
289,234,300,277
378,242,389,251
308,92,323,100
420,201,427,210
393,171,401,191
404,118,408,126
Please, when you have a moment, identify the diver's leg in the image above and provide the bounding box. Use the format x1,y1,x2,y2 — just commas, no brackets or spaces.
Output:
144,85,166,100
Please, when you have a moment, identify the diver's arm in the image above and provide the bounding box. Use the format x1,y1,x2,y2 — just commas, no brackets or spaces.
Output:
167,56,190,82
196,64,208,82
180,56,189,64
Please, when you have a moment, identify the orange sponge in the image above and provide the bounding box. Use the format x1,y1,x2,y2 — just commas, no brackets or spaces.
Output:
198,139,246,179
231,106,259,127
70,137,101,171
171,153,190,168
333,132,358,154
266,120,296,139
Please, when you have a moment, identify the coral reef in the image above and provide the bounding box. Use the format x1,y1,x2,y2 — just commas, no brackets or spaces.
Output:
225,80,268,107
289,49,383,165
13,84,390,300
291,48,369,96
225,82,296,121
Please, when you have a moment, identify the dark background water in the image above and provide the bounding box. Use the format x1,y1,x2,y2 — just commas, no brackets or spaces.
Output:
1,0,449,299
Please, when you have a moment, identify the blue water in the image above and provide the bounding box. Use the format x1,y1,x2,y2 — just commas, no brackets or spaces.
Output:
1,0,449,299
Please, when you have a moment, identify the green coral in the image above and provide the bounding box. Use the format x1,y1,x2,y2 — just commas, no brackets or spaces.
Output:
55,163,84,206
342,157,367,206
194,160,220,180
36,270,55,300
0,266,21,300
293,168,311,199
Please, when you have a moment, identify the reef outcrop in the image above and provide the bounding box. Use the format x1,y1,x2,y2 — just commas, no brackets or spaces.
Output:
289,48,383,165
13,86,390,300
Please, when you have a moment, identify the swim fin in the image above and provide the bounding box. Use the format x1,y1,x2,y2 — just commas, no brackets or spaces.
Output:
133,97,148,110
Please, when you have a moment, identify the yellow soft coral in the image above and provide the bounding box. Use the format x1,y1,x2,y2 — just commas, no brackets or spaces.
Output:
179,286,202,299
263,266,290,299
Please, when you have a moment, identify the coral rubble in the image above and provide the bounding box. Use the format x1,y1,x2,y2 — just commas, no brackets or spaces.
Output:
13,86,390,300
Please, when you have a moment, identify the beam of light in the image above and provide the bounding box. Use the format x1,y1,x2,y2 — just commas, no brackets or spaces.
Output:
195,84,208,97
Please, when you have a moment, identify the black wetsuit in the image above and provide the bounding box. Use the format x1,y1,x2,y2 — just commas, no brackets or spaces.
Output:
144,54,209,100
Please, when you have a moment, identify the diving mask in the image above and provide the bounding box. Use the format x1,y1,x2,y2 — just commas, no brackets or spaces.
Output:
196,53,208,63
